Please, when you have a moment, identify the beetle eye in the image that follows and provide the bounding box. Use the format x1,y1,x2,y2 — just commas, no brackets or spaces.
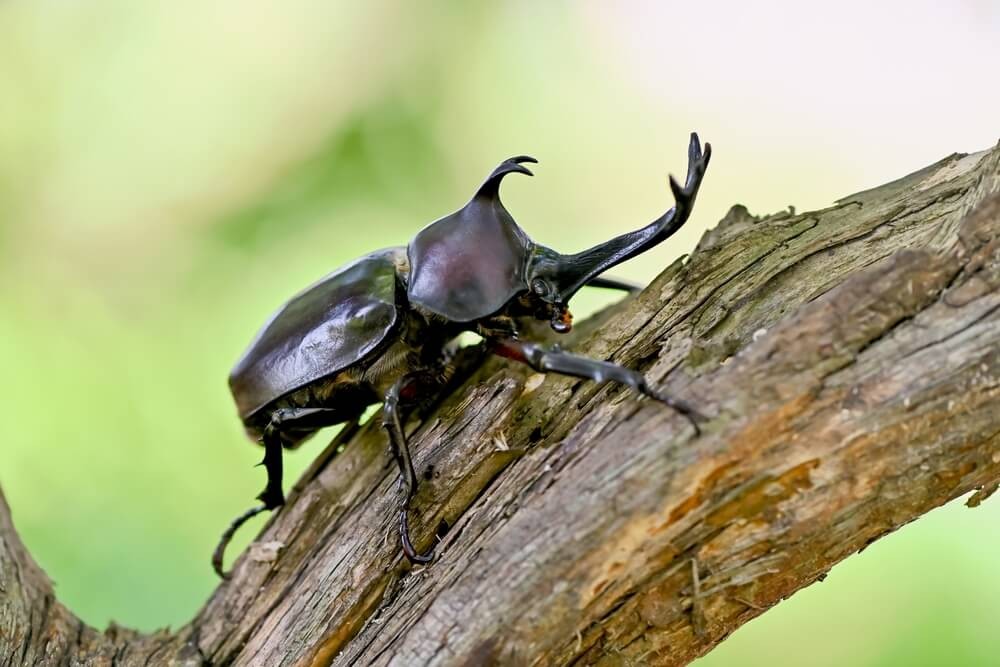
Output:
531,278,548,296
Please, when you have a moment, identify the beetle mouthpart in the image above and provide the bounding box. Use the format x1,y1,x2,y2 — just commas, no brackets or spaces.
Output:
551,308,573,334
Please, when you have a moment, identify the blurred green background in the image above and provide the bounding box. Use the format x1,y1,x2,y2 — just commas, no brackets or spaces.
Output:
1,1,998,664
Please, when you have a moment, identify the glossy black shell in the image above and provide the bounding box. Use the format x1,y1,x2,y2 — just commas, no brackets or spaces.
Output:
229,247,404,420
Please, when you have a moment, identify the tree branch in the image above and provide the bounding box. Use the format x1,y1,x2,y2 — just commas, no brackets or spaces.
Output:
2,145,999,666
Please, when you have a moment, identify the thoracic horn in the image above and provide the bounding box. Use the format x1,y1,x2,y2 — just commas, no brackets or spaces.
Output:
474,155,537,199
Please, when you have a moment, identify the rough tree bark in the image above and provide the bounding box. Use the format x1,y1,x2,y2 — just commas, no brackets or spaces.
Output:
2,143,1000,667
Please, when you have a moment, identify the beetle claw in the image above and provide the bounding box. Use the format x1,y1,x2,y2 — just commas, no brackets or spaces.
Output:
399,509,435,565
212,504,270,578
650,390,707,437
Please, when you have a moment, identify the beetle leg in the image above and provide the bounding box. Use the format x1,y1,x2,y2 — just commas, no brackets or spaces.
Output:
211,505,269,579
383,377,435,565
492,339,704,435
476,315,519,341
256,407,337,509
212,407,343,578
257,426,286,508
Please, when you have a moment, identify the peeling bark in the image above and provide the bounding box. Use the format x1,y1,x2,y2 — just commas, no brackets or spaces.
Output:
2,144,999,666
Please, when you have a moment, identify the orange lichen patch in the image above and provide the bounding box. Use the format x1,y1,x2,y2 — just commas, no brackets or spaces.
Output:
577,457,820,626
933,460,979,488
667,461,739,525
575,513,682,611
666,396,818,531
729,393,814,456
707,459,820,528
833,388,996,496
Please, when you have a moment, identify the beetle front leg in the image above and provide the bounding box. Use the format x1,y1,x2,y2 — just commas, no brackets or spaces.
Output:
476,315,519,341
383,376,435,565
492,339,704,435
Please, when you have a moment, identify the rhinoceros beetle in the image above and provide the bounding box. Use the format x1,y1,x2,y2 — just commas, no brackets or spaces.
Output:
213,133,711,577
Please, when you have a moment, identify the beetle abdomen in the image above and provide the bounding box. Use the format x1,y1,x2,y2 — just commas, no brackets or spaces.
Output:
240,370,379,446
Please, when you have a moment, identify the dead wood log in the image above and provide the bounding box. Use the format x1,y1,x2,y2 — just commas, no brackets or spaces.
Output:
2,143,999,666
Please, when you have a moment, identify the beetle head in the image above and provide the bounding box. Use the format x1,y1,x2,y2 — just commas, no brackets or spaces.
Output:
407,134,710,333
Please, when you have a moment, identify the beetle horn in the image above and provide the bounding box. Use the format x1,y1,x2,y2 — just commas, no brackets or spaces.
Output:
547,133,711,302
475,155,538,199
